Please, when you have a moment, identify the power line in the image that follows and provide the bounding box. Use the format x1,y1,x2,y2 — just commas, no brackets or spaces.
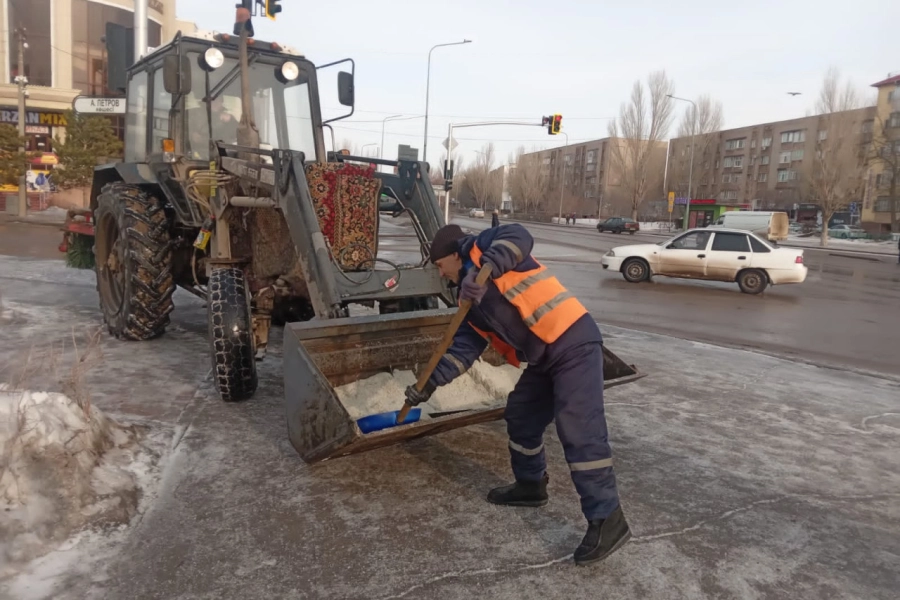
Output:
327,107,615,120
330,123,596,143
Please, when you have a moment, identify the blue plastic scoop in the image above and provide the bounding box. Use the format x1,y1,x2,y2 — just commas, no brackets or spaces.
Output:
356,408,422,433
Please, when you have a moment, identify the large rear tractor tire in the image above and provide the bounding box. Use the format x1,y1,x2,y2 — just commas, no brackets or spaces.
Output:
208,267,258,402
93,184,174,340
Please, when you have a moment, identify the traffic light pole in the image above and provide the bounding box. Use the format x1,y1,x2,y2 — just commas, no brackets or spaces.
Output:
442,120,544,224
556,131,568,223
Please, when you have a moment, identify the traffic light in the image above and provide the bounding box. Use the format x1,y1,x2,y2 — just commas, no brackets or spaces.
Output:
265,0,282,20
550,114,562,135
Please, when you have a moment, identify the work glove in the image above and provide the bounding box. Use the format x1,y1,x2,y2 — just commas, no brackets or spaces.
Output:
459,270,488,305
404,381,436,406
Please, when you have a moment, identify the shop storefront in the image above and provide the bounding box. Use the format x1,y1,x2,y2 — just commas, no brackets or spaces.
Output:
683,199,751,228
0,108,67,153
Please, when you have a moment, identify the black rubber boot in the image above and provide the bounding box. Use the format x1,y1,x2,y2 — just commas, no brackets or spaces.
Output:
573,505,632,566
487,474,549,507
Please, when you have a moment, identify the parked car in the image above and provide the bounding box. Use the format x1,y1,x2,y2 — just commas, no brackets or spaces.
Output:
709,211,789,241
468,208,485,218
828,224,865,239
597,217,640,234
600,228,807,294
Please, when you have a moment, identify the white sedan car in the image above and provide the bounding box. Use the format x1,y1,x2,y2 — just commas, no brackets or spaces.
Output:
600,228,808,294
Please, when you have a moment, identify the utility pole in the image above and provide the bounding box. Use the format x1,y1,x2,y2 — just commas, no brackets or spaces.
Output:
557,132,569,222
134,0,148,60
16,26,27,217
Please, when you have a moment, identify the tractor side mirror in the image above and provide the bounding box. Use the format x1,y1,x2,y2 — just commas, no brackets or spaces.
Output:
337,71,354,107
163,55,192,95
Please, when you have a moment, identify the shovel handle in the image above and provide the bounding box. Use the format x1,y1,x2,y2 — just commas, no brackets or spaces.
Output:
397,264,493,424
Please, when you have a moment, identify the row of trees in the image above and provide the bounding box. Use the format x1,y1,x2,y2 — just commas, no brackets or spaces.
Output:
0,110,122,200
439,67,898,243
440,71,682,220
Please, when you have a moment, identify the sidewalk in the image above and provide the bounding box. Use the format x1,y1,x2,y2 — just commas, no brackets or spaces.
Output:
2,256,898,600
0,206,69,227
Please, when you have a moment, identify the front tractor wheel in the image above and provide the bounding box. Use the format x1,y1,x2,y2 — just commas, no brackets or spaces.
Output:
208,267,258,402
93,184,174,340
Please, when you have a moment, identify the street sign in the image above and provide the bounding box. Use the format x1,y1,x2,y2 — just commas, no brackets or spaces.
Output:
397,145,419,162
849,202,859,215
667,191,675,213
73,96,126,115
442,137,458,151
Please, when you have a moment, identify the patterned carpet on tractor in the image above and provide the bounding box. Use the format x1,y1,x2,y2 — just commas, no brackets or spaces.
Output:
305,162,381,271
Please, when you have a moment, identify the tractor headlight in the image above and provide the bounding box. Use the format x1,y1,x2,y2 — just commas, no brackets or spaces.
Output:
281,61,300,82
203,48,225,70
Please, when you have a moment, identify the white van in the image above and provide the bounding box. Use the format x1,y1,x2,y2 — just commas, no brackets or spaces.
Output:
710,211,789,241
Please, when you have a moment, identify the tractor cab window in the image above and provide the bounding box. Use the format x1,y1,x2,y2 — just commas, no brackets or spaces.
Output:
184,52,316,161
125,71,148,162
152,68,172,152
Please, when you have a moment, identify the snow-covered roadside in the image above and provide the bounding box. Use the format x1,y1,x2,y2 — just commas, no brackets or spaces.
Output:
546,217,674,232
0,295,170,598
785,235,899,255
0,390,153,579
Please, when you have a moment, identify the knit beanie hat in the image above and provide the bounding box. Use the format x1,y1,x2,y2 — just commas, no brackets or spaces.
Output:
429,224,466,263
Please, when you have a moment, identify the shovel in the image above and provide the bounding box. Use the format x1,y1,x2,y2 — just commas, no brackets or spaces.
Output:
396,264,493,425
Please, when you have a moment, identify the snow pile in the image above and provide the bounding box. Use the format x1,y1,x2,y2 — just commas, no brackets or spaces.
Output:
0,389,143,577
336,362,523,420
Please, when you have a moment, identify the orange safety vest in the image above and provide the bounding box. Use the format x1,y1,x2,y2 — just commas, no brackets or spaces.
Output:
470,323,521,368
469,242,588,345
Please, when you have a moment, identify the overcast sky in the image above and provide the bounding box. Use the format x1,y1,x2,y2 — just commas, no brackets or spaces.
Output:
177,0,897,169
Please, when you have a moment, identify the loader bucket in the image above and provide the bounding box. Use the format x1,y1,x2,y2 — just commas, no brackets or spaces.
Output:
283,309,645,463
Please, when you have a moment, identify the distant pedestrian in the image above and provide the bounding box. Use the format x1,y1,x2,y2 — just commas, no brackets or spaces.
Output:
491,209,500,228
897,235,899,264
564,215,569,226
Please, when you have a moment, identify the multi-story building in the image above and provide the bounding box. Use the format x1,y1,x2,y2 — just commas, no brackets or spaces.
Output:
517,138,667,217
668,107,876,228
862,72,900,232
0,0,194,152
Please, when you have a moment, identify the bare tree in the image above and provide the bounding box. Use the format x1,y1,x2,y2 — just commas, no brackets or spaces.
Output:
867,95,900,232
463,143,498,210
607,71,676,220
507,146,549,214
809,68,869,246
670,95,724,199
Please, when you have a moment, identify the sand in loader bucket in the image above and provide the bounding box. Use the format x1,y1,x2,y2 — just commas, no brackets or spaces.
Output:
335,361,523,420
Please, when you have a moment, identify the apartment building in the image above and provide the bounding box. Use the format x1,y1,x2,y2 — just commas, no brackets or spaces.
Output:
861,73,900,231
668,107,876,228
0,0,194,152
517,138,667,217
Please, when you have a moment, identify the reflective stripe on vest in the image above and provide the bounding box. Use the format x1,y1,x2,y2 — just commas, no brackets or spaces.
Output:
470,323,521,368
470,242,587,344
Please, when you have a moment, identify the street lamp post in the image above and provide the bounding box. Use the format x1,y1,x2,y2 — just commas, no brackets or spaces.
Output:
380,114,402,162
668,94,697,230
556,132,569,223
424,39,471,164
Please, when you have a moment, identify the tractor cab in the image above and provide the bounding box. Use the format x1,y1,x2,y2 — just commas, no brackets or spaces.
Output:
122,32,329,167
